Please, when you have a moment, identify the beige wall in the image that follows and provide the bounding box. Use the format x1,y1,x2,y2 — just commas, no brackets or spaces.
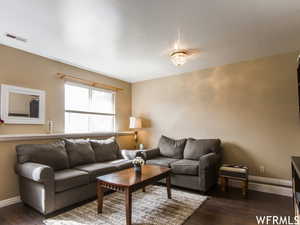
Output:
0,44,134,201
0,44,132,134
133,52,300,180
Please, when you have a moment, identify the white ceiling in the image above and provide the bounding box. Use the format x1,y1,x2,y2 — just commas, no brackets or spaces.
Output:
0,0,300,83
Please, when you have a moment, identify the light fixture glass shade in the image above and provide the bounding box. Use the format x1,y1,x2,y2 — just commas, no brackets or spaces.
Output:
170,52,187,66
129,117,142,129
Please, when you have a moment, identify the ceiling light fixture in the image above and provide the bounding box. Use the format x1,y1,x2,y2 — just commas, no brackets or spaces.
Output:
169,50,188,66
168,29,199,66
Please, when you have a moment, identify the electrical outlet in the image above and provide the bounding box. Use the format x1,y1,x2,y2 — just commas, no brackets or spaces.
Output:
259,166,265,175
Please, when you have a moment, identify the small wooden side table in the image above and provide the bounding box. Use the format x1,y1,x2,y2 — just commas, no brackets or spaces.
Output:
219,164,248,197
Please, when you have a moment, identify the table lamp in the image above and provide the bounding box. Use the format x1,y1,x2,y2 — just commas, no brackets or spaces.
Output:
129,117,142,149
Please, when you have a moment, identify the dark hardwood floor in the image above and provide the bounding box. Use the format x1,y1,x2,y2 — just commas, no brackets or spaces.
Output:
185,187,292,225
0,186,292,225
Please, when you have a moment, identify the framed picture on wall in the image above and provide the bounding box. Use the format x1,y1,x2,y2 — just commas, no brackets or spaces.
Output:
0,84,45,124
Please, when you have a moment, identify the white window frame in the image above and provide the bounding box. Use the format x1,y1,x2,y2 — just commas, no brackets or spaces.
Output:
64,81,116,132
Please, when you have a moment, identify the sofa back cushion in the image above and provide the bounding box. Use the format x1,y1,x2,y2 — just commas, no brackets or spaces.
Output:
158,135,186,159
64,139,96,167
184,138,221,160
16,142,69,171
90,137,120,162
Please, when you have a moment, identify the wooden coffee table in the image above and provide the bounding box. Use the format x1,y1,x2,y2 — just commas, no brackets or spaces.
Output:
96,165,172,225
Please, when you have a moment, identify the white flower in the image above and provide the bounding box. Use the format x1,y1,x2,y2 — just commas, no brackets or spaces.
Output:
132,157,145,166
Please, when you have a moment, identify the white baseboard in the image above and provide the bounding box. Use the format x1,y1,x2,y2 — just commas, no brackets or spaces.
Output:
226,176,292,197
0,196,21,208
249,175,292,187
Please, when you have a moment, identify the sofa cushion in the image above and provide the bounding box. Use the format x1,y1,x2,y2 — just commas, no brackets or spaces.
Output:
90,137,120,162
54,169,89,192
158,135,186,159
64,139,96,167
75,163,117,182
171,159,199,176
16,142,69,171
184,138,221,160
146,157,179,168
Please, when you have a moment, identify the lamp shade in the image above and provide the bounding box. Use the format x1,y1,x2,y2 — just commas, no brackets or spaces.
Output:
129,117,142,129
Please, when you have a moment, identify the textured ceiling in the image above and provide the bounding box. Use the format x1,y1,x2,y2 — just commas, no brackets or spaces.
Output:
0,0,300,82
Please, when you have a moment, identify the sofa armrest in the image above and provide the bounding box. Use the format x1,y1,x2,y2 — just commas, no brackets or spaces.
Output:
120,149,144,160
15,162,54,183
140,148,160,160
198,152,221,192
199,152,220,171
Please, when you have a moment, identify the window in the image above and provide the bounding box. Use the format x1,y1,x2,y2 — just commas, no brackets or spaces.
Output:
65,82,115,133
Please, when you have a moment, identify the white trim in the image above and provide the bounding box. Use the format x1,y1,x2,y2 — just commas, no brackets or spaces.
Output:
224,176,292,197
249,175,292,187
0,196,21,208
0,131,134,142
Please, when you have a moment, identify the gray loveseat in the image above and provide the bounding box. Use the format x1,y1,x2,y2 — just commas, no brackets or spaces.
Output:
141,135,222,192
15,137,138,215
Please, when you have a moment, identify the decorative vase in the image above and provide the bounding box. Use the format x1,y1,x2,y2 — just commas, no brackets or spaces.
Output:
134,164,142,174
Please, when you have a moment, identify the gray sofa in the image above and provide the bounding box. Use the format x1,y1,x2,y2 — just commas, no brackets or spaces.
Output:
141,135,222,192
15,137,138,215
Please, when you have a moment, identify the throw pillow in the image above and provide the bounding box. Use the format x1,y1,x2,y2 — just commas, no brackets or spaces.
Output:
16,142,70,171
64,139,96,167
184,138,221,160
90,137,120,162
158,135,186,159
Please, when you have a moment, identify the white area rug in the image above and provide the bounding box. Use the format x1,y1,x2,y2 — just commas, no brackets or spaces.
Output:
44,185,207,225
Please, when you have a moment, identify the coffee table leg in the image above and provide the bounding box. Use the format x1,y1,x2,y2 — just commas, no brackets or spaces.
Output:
97,181,103,214
166,174,172,199
125,188,132,225
142,187,146,192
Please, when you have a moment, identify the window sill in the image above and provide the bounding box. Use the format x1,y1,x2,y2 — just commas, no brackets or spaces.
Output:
0,131,134,142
